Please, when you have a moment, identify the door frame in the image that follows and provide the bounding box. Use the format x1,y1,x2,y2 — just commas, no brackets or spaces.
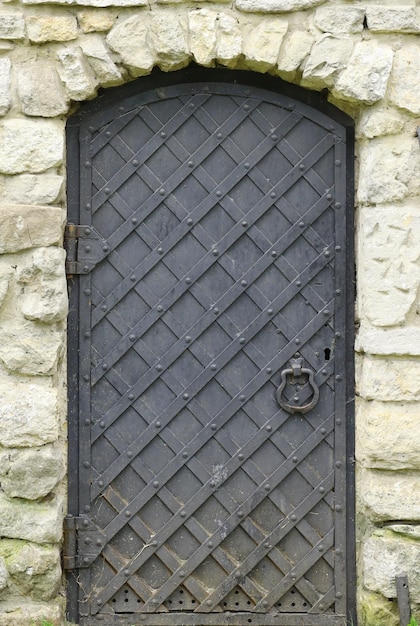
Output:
66,66,356,625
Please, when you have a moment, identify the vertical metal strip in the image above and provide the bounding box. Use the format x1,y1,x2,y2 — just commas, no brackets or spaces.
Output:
77,130,95,619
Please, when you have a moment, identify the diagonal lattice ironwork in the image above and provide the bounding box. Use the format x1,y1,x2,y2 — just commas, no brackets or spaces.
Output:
68,78,352,626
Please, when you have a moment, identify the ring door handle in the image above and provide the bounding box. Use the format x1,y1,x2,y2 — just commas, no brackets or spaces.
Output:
276,358,319,415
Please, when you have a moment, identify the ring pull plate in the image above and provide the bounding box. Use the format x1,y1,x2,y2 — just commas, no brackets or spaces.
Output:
276,356,319,414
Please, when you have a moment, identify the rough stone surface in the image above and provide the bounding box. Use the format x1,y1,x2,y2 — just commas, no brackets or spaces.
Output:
356,105,405,139
149,12,190,72
0,272,11,310
357,400,420,470
25,12,78,42
0,325,64,376
0,540,61,601
17,57,69,117
0,376,59,447
301,34,354,88
79,33,124,86
0,601,63,626
388,45,420,115
357,137,420,205
360,469,420,521
0,445,65,499
332,40,393,104
313,6,365,34
0,174,63,205
363,532,420,603
356,327,420,357
235,0,326,13
276,31,314,74
388,524,420,541
358,205,420,326
106,14,154,76
0,12,25,39
366,7,420,33
357,356,420,402
17,247,68,324
217,12,242,67
0,205,64,253
78,9,116,32
0,557,7,592
23,0,146,6
188,9,218,67
360,591,399,626
0,492,65,544
242,18,288,72
57,46,98,100
0,58,11,117
0,119,64,175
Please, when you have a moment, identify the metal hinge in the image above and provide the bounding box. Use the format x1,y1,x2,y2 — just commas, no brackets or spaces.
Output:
63,514,106,571
64,224,108,277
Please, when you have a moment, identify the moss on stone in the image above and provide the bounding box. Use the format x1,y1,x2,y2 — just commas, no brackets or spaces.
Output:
360,591,399,626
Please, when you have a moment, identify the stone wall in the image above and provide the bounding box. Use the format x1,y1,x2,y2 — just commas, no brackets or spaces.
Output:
0,0,419,624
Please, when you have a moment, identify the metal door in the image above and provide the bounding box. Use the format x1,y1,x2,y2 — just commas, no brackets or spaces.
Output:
66,69,355,626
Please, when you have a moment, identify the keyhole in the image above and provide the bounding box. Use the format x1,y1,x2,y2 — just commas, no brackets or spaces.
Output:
324,348,331,361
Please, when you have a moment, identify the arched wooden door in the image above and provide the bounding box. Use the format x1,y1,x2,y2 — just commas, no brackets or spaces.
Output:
66,69,355,626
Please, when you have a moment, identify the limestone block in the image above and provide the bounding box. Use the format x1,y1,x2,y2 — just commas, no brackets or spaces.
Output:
106,14,154,77
0,540,61,601
79,34,123,87
0,601,62,626
0,174,63,205
0,205,64,253
24,0,145,6
356,400,420,470
0,557,7,591
17,57,69,117
363,531,420,602
356,326,420,357
356,106,405,139
0,445,65,500
277,31,314,74
332,41,393,104
360,469,420,522
0,492,64,543
358,356,420,402
243,18,288,73
301,34,354,89
358,205,420,326
235,0,326,13
359,589,403,626
217,12,242,68
17,248,68,324
148,12,190,72
314,7,365,34
0,12,25,39
188,9,217,67
0,377,59,447
0,119,64,175
388,524,420,541
388,45,420,115
0,271,11,310
25,12,78,42
78,9,116,33
366,7,420,33
57,46,98,100
357,137,420,205
0,58,11,117
0,325,64,376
